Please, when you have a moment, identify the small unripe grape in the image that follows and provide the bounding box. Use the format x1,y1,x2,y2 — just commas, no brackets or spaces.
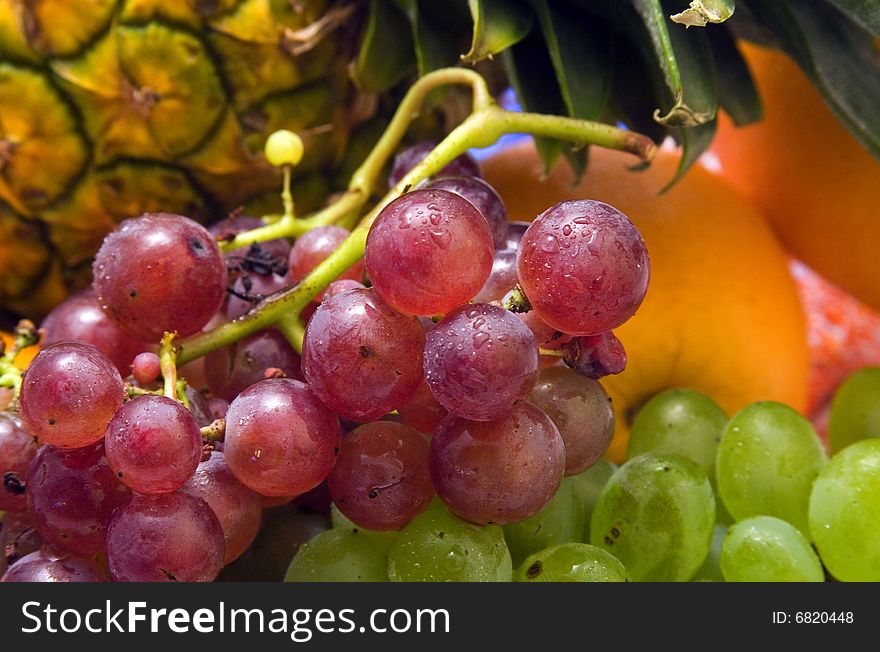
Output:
265,130,304,167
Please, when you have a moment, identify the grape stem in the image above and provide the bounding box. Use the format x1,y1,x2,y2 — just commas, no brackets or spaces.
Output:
200,418,226,442
281,164,295,222
177,71,656,365
159,333,180,401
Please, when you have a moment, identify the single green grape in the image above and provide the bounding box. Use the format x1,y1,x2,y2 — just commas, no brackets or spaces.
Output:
721,516,824,582
503,480,579,566
828,367,880,455
809,438,880,581
388,502,512,582
627,388,727,484
590,452,715,581
567,458,616,542
716,401,826,536
514,543,629,582
691,523,727,582
264,129,304,167
330,503,399,549
285,528,389,582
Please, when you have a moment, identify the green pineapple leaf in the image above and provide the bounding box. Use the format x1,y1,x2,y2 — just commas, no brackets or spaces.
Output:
463,0,533,64
742,0,880,157
822,0,880,35
352,0,414,93
670,0,736,28
708,25,762,126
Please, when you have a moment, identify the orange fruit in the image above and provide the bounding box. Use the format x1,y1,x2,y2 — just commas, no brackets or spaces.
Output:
484,141,809,461
0,331,39,370
711,42,880,311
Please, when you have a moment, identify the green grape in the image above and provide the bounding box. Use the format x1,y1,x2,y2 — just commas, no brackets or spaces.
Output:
691,523,727,582
590,452,715,581
809,438,880,581
828,367,880,455
503,480,579,566
568,458,616,542
627,388,727,484
721,516,824,582
330,503,399,549
285,528,389,582
388,503,512,582
514,543,629,582
716,401,826,536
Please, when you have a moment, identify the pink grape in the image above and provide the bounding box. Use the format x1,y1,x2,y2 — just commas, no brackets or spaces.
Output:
424,303,539,421
328,422,433,531
104,395,203,495
517,200,649,335
517,310,562,346
0,413,37,512
561,331,627,379
388,141,481,188
325,279,366,299
19,342,124,449
204,328,303,402
106,492,225,582
504,221,530,251
209,215,291,263
365,189,494,316
208,398,230,420
429,402,565,525
473,248,518,303
41,289,152,375
26,442,131,555
93,212,228,342
302,288,425,421
131,352,161,385
427,176,509,248
529,366,615,475
397,381,449,436
0,512,42,576
182,451,263,564
224,379,341,497
288,226,364,298
2,549,108,582
226,272,290,320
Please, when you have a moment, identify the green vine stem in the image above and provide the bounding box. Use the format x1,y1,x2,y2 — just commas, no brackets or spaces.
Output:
159,333,180,401
177,71,655,366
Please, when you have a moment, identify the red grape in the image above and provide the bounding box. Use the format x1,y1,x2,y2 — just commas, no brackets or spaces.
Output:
209,215,291,263
224,379,341,497
2,549,109,582
325,279,366,299
204,328,303,401
517,200,649,335
473,248,518,303
561,331,627,379
226,272,290,320
388,141,481,188
427,176,509,248
365,189,493,316
0,512,42,576
424,304,539,421
208,398,230,420
106,492,225,582
41,289,152,375
104,395,203,495
93,212,228,342
504,221,530,251
302,288,425,421
0,413,37,512
288,226,364,298
182,451,263,564
20,342,124,449
131,352,161,385
328,422,433,531
529,366,615,475
26,442,132,555
397,381,449,436
430,402,565,525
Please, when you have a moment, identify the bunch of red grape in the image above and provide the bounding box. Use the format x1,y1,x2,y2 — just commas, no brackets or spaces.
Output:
0,142,650,582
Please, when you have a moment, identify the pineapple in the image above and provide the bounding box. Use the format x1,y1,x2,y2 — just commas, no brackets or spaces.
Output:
0,0,877,319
